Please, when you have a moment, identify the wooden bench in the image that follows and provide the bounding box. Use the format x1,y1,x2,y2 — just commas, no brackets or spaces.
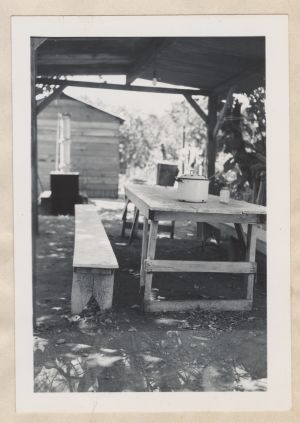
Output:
71,204,119,314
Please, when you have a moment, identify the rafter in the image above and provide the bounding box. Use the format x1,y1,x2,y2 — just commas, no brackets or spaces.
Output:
36,77,209,96
184,94,208,124
126,38,175,85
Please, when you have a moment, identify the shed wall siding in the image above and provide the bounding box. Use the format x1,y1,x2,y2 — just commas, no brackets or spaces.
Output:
37,96,121,198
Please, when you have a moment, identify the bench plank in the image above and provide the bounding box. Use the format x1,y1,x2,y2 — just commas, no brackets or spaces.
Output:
73,204,118,270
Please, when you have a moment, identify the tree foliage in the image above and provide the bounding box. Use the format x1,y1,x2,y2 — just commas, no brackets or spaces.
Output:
118,97,207,174
211,87,266,204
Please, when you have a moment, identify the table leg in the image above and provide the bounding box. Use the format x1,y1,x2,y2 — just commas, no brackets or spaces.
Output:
140,217,149,290
245,224,257,301
121,198,130,238
234,223,246,249
129,207,139,244
197,222,205,251
144,221,158,308
170,221,175,239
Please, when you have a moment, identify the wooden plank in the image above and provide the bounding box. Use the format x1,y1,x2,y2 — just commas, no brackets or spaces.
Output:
234,223,247,248
121,199,130,237
37,77,210,96
184,94,208,124
88,189,118,198
80,179,119,186
207,94,218,178
93,272,114,311
73,205,118,269
38,132,118,141
170,221,175,239
124,185,151,218
213,85,236,139
144,221,158,303
197,222,205,251
75,268,113,275
38,119,120,130
38,64,129,77
124,184,266,217
145,259,256,274
140,217,149,288
129,207,139,244
152,211,262,224
245,225,257,301
144,299,252,313
71,272,94,314
31,39,38,326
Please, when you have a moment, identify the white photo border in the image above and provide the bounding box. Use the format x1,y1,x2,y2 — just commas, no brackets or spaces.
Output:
12,15,290,412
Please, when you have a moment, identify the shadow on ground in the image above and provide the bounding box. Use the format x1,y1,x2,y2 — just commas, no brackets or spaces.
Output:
34,198,267,392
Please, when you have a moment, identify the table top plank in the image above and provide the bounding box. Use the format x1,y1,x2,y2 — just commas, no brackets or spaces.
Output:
124,184,266,216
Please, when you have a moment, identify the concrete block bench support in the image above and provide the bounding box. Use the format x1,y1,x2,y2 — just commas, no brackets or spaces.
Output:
71,204,119,314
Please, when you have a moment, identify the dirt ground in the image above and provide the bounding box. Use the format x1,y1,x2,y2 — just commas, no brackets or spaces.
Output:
34,198,267,392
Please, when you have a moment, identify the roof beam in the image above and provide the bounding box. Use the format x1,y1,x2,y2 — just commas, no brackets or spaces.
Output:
37,64,129,77
36,77,209,96
184,94,208,124
126,38,174,85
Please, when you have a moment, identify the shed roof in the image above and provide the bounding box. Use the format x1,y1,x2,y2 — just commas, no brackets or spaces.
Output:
37,91,124,123
59,92,124,123
36,37,265,95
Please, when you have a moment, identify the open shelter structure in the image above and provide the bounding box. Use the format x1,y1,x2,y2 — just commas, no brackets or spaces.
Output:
32,36,265,233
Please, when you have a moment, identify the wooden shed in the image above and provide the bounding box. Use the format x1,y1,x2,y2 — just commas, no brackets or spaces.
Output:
37,92,124,198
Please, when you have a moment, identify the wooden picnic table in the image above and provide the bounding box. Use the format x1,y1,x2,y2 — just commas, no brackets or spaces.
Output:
124,183,267,313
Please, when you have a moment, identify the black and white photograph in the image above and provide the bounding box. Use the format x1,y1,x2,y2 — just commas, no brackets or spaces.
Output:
12,15,290,412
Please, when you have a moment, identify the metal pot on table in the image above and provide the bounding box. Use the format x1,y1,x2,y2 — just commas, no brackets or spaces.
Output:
176,172,209,203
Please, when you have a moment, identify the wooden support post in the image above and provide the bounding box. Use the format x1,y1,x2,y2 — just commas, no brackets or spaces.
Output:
140,217,149,289
207,94,218,178
144,221,158,308
245,225,257,300
121,198,130,237
213,85,236,140
31,38,40,328
129,207,139,244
